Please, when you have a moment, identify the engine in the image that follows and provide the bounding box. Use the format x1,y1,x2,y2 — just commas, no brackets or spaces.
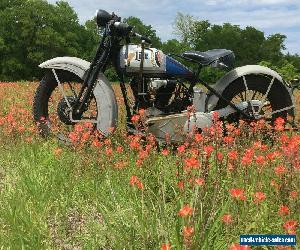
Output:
130,77,192,116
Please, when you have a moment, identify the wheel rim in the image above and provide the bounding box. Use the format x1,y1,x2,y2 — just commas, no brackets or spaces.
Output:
42,81,98,141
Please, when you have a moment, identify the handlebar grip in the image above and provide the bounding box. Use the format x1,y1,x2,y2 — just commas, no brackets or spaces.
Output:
132,33,152,44
113,22,133,35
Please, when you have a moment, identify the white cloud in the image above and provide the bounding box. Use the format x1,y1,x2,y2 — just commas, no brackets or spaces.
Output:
47,0,300,54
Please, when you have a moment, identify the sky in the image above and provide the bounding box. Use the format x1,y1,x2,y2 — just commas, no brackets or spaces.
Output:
47,0,300,54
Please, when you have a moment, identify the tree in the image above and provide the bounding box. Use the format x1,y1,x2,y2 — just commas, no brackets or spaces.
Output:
173,13,291,68
0,0,97,80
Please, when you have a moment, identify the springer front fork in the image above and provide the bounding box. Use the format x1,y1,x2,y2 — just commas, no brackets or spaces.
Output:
52,69,98,124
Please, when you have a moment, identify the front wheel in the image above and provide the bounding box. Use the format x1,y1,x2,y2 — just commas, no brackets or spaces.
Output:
33,70,99,141
214,74,295,124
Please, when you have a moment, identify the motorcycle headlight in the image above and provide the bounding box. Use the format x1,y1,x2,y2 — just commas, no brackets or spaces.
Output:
96,9,112,27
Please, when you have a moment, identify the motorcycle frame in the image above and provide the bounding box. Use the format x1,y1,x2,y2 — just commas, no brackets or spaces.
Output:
71,25,255,122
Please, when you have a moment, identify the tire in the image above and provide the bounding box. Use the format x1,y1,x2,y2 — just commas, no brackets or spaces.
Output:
33,70,87,138
214,74,294,123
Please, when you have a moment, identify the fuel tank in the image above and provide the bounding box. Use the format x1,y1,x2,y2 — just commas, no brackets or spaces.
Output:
118,45,193,78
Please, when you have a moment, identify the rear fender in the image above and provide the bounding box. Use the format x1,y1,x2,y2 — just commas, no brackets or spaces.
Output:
39,57,118,136
206,65,295,116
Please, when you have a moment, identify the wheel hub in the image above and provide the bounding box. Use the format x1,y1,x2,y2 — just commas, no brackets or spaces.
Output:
57,97,81,125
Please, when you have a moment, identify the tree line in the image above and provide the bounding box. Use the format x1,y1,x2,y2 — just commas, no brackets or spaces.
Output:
0,0,299,82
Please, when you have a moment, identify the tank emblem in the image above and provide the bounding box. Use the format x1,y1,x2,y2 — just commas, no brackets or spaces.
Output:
155,51,161,67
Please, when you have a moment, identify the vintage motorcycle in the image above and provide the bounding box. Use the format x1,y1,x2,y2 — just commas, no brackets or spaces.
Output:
33,9,297,142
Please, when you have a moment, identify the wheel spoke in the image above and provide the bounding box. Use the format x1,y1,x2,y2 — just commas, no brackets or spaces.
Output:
251,90,258,100
52,69,72,109
258,77,275,113
67,82,78,98
238,92,244,101
242,76,256,116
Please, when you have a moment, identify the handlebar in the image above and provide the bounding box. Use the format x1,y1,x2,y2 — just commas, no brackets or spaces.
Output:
96,9,152,45
112,22,152,44
131,32,152,44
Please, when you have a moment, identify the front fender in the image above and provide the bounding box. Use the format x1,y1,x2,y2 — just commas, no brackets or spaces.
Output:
39,56,118,136
206,65,295,113
39,56,90,79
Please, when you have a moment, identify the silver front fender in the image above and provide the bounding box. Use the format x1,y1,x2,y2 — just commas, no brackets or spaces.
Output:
39,56,118,137
206,65,295,115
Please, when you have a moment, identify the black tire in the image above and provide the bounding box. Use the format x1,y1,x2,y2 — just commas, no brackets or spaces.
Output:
213,74,294,123
33,70,84,137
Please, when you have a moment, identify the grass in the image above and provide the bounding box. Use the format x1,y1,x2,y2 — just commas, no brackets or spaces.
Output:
0,82,299,250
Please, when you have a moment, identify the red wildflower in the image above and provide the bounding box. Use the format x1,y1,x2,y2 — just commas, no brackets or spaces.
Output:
105,147,113,155
177,145,185,154
230,188,246,201
116,146,124,153
130,176,138,186
275,117,285,131
241,155,252,166
104,139,111,145
241,149,254,166
69,132,78,143
178,204,193,217
204,145,214,158
194,133,203,142
161,149,170,156
138,109,146,116
184,157,200,169
223,136,234,144
217,152,224,162
228,151,238,161
161,243,171,250
255,155,266,165
228,243,251,250
266,151,281,161
74,124,84,133
195,178,205,186
138,150,149,160
183,226,194,238
212,111,219,121
129,176,144,190
18,125,25,133
253,192,266,203
136,159,143,167
278,205,290,216
190,148,199,157
274,165,286,175
80,132,90,143
92,138,102,148
283,220,297,234
177,181,185,190
130,140,140,150
221,214,232,224
253,141,262,149
290,191,298,199
131,114,140,124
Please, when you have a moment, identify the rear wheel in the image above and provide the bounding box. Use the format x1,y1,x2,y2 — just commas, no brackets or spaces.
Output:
214,74,294,124
33,70,98,140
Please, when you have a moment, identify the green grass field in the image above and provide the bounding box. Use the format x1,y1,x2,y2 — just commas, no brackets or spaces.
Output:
0,82,299,250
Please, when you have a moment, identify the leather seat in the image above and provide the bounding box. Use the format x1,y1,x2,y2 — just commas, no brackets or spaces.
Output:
182,49,234,66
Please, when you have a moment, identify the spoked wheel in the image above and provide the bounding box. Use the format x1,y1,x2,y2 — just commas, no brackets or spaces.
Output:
214,74,295,124
33,70,98,141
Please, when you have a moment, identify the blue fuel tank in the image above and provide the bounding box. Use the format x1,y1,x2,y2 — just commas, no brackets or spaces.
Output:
119,45,193,78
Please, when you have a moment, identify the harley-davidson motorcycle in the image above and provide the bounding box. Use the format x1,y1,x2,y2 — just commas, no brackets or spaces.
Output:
33,9,297,142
